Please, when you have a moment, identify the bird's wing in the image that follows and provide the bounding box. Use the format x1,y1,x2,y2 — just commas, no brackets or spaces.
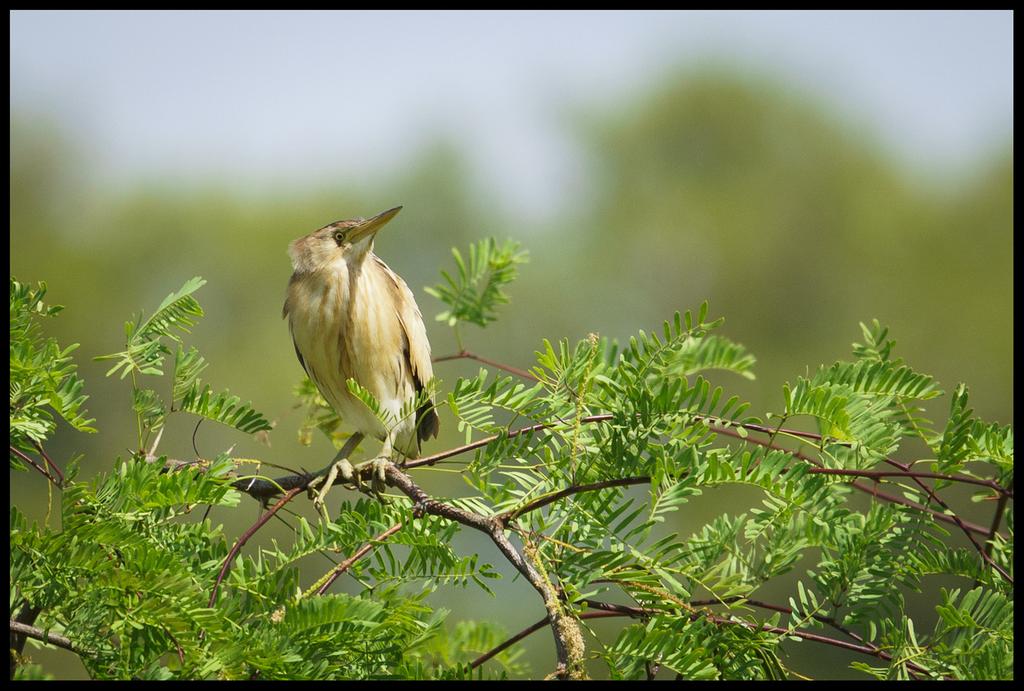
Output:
282,281,311,379
376,256,440,445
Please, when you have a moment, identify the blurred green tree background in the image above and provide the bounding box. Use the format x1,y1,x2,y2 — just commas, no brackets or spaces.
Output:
10,67,1012,678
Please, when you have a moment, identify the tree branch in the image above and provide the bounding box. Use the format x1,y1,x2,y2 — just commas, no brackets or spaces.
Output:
685,597,920,678
433,350,537,382
470,615,549,669
215,427,999,553
313,522,405,596
907,475,1012,584
10,604,42,679
470,610,625,670
405,419,597,471
584,599,939,675
983,493,1008,560
974,493,1009,589
9,445,61,488
809,467,1009,495
708,425,993,535
31,441,65,486
492,466,996,546
220,409,1009,514
867,451,1014,583
499,476,649,524
472,598,940,679
208,487,303,607
9,620,78,654
383,463,581,679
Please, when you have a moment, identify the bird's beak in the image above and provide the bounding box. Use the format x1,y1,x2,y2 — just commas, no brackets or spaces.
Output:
348,206,402,243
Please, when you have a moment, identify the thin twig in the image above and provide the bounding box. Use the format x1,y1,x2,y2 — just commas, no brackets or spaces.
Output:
406,420,574,470
982,494,1009,560
494,467,996,541
9,445,60,488
470,598,942,678
221,410,1008,506
470,610,624,670
911,479,1012,584
582,600,938,678
685,596,917,678
433,350,538,382
191,418,204,457
709,426,993,536
974,494,1009,589
222,439,1002,555
208,487,303,607
412,414,1008,495
314,522,405,595
162,625,185,666
470,615,550,668
603,600,906,666
805,467,1009,493
870,452,1014,583
31,441,64,486
500,476,649,524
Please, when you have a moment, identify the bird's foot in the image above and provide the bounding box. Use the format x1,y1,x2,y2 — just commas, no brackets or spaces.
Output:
307,457,357,521
353,456,390,502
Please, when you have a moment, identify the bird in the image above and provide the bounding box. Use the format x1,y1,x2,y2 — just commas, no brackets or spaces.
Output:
283,206,439,510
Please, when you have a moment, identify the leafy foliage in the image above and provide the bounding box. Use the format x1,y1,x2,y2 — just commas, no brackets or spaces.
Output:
425,238,528,329
177,384,273,435
9,248,1013,680
10,278,95,462
293,376,346,448
93,277,271,451
96,276,206,380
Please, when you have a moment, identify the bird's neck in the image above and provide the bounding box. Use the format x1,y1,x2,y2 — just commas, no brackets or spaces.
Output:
288,253,377,316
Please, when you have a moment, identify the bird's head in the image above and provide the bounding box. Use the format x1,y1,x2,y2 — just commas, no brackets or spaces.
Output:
288,206,402,274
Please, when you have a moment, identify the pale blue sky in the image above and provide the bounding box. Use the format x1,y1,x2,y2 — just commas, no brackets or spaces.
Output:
10,10,1014,219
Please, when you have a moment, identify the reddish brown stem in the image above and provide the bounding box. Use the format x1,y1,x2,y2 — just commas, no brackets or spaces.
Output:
208,487,303,607
974,494,1010,588
804,467,1008,493
404,415,1008,496
685,596,908,675
471,597,941,678
603,599,933,676
433,350,538,381
500,477,649,524
470,615,549,668
495,467,996,541
404,418,603,470
31,441,64,486
867,451,1013,582
9,445,60,488
983,494,1008,559
909,477,1012,583
470,610,625,670
708,426,993,536
315,522,405,595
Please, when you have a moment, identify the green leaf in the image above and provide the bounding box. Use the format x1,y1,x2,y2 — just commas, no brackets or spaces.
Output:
179,382,272,434
95,276,206,380
10,277,96,452
426,238,528,328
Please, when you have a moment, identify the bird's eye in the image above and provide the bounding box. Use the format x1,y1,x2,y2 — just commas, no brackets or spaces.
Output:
333,230,345,245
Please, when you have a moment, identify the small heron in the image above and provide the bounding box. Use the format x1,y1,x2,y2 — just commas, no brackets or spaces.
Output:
284,206,439,511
